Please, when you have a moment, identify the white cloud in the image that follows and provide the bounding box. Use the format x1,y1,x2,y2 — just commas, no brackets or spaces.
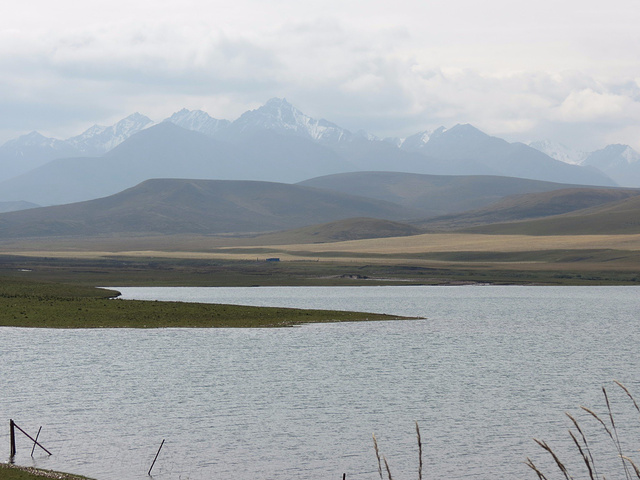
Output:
1,0,640,151
554,89,633,122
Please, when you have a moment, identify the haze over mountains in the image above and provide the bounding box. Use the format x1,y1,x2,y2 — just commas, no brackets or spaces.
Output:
0,98,638,242
0,98,629,209
0,113,154,182
529,140,640,187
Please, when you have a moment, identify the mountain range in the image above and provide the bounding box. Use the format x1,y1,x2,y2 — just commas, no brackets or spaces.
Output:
529,140,640,187
0,98,628,208
0,113,154,182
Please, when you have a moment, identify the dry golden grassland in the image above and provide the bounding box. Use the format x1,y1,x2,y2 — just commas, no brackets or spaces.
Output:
6,232,640,260
2,232,639,286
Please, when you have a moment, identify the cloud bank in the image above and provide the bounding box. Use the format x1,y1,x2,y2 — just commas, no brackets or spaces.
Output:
1,0,640,150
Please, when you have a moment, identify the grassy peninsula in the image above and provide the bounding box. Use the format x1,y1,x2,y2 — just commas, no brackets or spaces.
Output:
0,464,94,480
0,277,405,328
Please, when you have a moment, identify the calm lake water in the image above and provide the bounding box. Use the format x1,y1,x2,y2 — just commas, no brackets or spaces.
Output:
2,286,640,480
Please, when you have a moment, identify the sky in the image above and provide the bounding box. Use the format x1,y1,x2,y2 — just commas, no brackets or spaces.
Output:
2,0,640,151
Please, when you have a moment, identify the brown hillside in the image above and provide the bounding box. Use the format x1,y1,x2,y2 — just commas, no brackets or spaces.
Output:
464,193,640,235
418,187,640,232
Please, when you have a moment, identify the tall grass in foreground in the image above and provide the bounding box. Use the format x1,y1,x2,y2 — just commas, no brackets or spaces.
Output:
372,421,423,480
527,381,640,480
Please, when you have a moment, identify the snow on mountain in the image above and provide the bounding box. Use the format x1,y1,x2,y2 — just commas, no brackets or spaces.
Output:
398,129,438,152
164,109,230,137
594,145,640,185
67,113,154,156
229,97,354,144
584,144,640,169
580,144,640,187
0,131,82,182
0,99,631,192
2,131,73,152
528,140,587,165
355,130,380,142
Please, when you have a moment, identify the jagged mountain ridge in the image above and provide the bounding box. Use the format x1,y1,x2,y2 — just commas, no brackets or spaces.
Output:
530,140,640,187
218,97,354,144
165,109,231,136
0,113,153,182
0,132,82,182
0,98,623,202
527,140,587,166
66,112,154,156
581,144,640,187
0,122,357,205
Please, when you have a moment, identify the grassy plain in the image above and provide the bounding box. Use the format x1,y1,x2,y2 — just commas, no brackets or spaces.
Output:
1,231,639,285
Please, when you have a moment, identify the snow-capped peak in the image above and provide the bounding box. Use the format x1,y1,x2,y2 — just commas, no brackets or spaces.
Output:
6,131,48,147
2,131,74,151
398,128,442,152
232,97,353,144
583,144,640,169
621,145,640,165
164,109,230,137
528,140,587,165
355,130,379,141
66,113,153,155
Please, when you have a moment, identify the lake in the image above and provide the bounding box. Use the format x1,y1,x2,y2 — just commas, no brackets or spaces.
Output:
2,285,640,479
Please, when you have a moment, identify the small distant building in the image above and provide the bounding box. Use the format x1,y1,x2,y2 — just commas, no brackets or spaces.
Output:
265,257,280,262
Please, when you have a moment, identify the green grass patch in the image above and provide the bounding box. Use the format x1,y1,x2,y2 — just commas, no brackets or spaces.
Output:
0,277,406,328
0,464,94,480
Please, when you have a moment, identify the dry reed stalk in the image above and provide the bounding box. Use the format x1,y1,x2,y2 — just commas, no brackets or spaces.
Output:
621,456,640,479
614,381,640,417
416,421,423,480
525,457,550,480
533,438,573,480
383,456,394,480
568,429,596,480
566,412,599,480
602,387,632,480
580,406,614,440
373,434,383,480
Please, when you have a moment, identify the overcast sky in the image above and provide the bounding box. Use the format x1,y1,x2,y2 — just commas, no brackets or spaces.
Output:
2,0,640,150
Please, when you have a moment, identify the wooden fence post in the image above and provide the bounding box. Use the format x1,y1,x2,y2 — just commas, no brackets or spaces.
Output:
9,420,52,456
10,419,16,457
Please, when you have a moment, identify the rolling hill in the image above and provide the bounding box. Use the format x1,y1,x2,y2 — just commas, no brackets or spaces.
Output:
298,171,595,217
0,178,420,238
460,192,640,235
248,217,423,245
416,187,640,231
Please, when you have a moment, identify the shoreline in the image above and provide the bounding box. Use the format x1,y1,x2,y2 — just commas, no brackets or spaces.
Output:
0,463,94,480
0,278,412,329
